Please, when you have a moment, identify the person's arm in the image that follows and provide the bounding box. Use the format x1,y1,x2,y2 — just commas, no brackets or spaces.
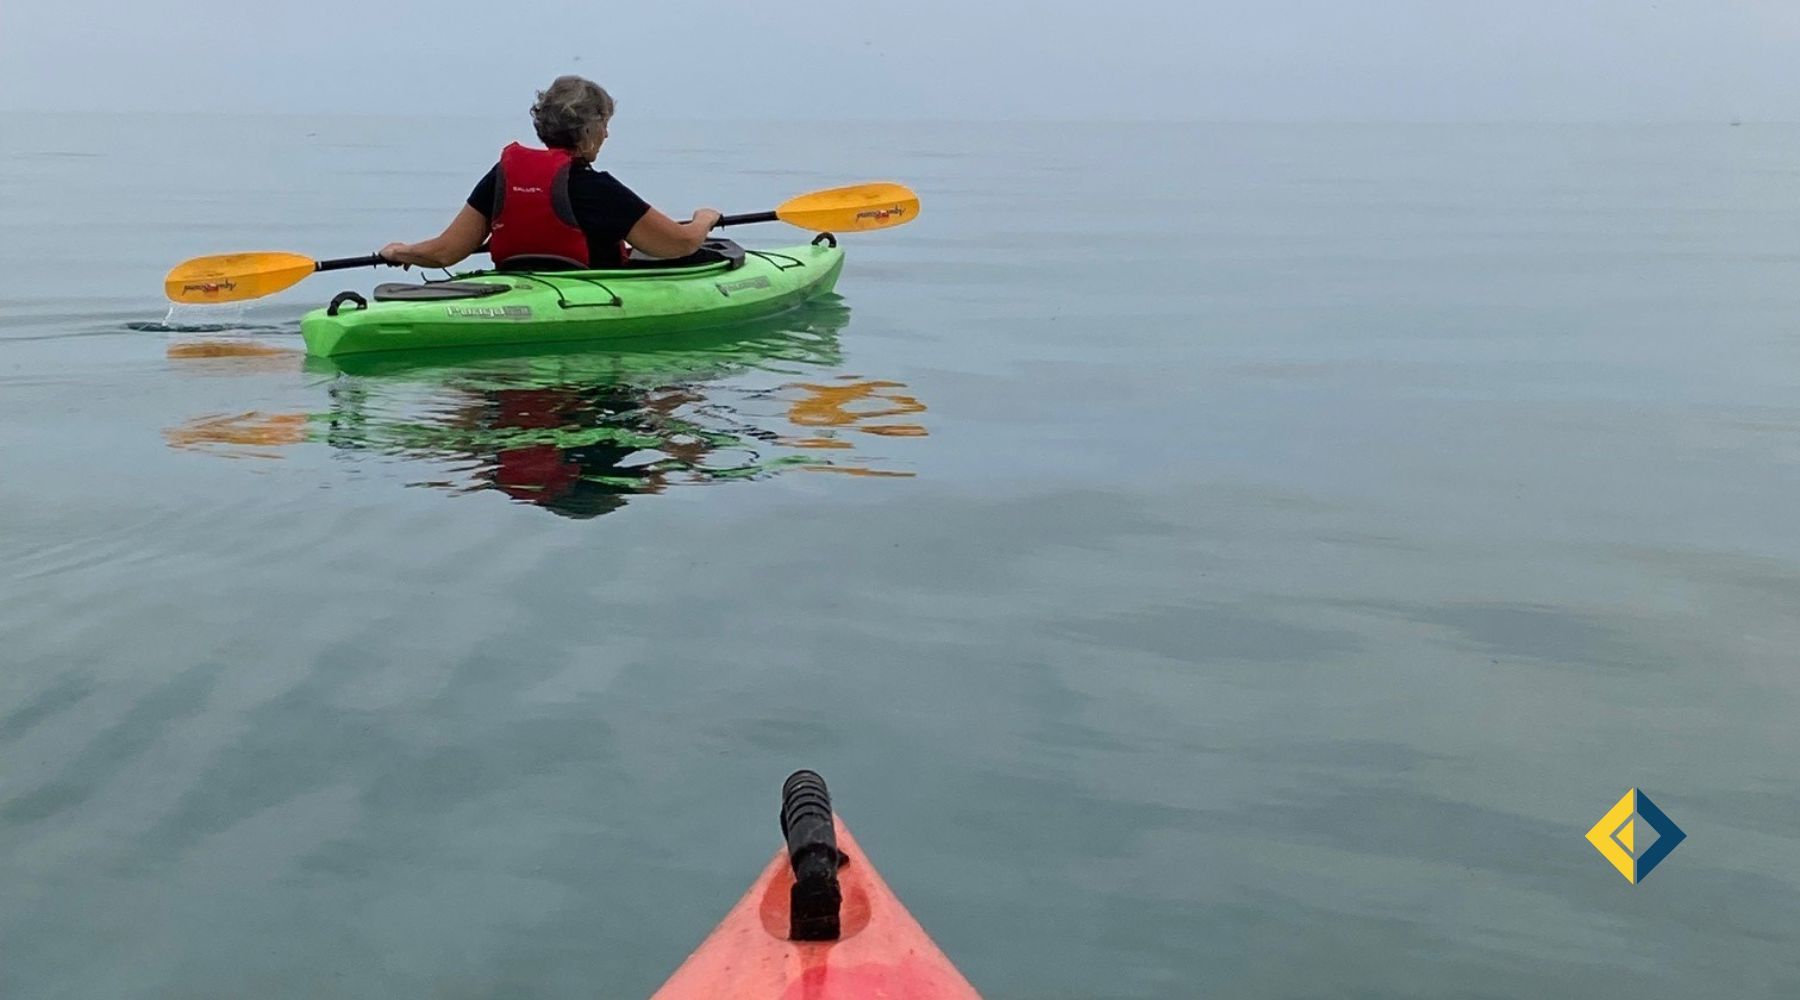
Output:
626,207,723,259
379,204,490,268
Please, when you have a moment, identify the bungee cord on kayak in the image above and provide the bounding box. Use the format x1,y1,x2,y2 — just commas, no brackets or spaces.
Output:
500,270,626,310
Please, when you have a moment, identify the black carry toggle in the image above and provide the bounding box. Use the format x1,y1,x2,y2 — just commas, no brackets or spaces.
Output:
811,232,837,248
780,769,844,941
326,291,367,316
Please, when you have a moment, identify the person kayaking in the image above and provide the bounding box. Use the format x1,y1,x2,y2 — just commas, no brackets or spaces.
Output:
376,75,722,271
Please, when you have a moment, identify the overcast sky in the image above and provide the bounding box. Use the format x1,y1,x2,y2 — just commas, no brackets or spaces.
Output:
3,0,1798,121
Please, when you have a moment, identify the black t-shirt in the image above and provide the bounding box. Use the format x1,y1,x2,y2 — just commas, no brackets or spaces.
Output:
468,164,651,266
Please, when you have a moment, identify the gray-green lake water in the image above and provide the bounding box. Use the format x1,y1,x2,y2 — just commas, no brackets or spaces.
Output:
3,114,1799,997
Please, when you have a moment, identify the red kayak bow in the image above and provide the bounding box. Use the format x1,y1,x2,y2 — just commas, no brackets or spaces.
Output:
650,771,983,999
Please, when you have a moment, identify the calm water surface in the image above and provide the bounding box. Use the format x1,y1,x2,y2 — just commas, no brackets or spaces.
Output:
3,115,1799,997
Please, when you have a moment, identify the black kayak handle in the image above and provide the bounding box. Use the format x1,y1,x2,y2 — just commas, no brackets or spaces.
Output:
781,769,843,941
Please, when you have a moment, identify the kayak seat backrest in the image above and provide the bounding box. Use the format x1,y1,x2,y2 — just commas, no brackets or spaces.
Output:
495,254,587,273
371,281,513,302
627,238,746,272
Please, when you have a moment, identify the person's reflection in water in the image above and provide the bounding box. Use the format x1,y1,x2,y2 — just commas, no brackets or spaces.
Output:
468,382,715,519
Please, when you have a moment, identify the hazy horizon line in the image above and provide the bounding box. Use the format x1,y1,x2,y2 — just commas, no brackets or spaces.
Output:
0,107,1780,127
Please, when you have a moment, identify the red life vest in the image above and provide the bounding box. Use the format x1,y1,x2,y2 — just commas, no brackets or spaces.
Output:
488,143,595,268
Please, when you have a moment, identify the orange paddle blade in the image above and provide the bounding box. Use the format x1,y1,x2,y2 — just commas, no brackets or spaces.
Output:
165,252,316,304
651,819,982,1000
775,182,920,233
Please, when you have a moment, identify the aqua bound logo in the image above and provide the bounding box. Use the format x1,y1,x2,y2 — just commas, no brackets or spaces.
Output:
183,280,237,294
715,276,772,297
446,305,532,320
855,206,907,222
1586,788,1685,883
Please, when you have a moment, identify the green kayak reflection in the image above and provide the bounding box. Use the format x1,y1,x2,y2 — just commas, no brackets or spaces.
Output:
165,299,929,517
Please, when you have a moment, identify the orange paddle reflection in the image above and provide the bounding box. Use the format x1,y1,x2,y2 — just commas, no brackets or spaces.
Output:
779,376,928,477
163,411,310,459
165,339,303,375
166,340,294,360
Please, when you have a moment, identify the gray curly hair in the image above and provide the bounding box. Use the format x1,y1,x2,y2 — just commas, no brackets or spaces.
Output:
530,75,615,151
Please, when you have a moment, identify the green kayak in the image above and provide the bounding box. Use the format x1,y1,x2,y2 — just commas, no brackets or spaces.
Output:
299,240,844,358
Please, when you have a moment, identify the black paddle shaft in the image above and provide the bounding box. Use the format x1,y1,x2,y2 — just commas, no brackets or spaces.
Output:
716,210,778,228
315,254,388,272
781,769,843,941
321,209,777,271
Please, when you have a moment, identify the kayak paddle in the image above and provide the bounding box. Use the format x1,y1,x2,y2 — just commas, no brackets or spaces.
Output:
717,181,919,234
165,251,389,305
164,181,919,305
